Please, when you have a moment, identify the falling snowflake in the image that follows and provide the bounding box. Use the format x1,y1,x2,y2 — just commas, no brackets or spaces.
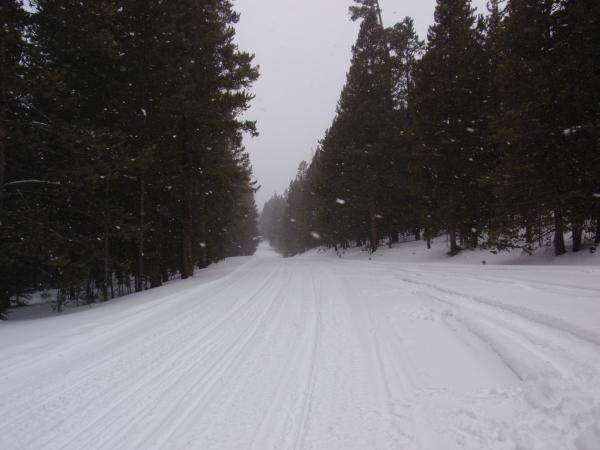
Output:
336,198,346,205
310,231,321,240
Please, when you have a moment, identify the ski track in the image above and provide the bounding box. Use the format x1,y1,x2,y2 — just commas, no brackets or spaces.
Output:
1,247,599,450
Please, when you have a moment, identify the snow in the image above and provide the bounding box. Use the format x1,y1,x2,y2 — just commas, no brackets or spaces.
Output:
1,243,599,449
313,235,600,266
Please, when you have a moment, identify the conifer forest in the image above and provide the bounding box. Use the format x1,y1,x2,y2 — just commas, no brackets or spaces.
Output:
1,0,260,316
261,0,600,259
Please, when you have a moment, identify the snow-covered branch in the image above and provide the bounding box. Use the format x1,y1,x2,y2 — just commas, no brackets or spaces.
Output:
4,180,61,189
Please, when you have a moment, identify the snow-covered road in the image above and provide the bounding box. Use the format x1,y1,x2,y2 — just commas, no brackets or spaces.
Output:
1,246,600,449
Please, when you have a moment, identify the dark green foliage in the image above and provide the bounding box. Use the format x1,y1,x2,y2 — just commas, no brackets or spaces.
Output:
273,0,600,258
1,0,30,316
260,193,287,249
412,0,487,254
0,0,259,316
552,0,600,251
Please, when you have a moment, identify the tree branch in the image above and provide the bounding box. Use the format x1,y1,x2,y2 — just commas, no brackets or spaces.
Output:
4,180,61,189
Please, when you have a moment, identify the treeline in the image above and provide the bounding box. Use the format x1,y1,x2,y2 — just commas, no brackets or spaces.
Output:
262,0,600,257
0,0,259,316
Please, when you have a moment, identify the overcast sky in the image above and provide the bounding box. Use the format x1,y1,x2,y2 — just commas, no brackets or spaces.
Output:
233,0,489,207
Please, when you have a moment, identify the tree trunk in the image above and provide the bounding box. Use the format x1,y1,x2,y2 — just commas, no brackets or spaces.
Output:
0,35,7,219
369,210,379,253
103,181,110,301
525,220,533,245
85,280,92,303
572,224,583,252
199,219,208,269
137,178,146,291
0,121,5,219
596,217,600,245
471,230,478,249
149,261,162,288
181,190,194,279
553,207,566,256
0,290,9,319
448,227,459,255
488,218,497,246
57,289,64,313
414,228,421,241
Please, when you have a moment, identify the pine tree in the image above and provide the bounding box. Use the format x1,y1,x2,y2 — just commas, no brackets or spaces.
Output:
0,0,261,315
260,193,287,249
552,0,600,251
387,18,425,244
478,0,506,247
495,0,570,255
30,0,127,306
413,0,486,254
157,0,258,278
319,5,395,251
0,0,29,315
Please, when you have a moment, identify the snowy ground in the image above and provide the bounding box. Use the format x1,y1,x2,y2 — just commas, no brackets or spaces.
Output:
1,243,599,449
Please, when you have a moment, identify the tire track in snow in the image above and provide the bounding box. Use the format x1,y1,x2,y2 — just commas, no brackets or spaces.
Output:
0,258,254,378
392,264,600,297
0,258,257,426
139,265,293,450
394,271,600,449
3,262,283,450
292,264,323,450
330,266,416,448
246,264,321,450
395,275,600,346
151,267,298,450
68,264,286,450
362,306,417,447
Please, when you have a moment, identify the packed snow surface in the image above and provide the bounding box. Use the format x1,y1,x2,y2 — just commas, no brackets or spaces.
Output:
1,244,600,450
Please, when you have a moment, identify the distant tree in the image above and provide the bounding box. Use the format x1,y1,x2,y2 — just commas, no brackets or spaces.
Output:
260,193,287,249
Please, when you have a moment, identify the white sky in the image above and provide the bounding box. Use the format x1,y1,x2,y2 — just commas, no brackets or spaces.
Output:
233,0,489,207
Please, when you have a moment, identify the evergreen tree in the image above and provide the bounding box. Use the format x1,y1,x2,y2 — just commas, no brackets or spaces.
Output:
319,5,395,251
496,0,568,255
387,18,425,244
0,0,260,315
413,0,487,254
0,0,29,316
552,0,600,250
260,193,287,249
